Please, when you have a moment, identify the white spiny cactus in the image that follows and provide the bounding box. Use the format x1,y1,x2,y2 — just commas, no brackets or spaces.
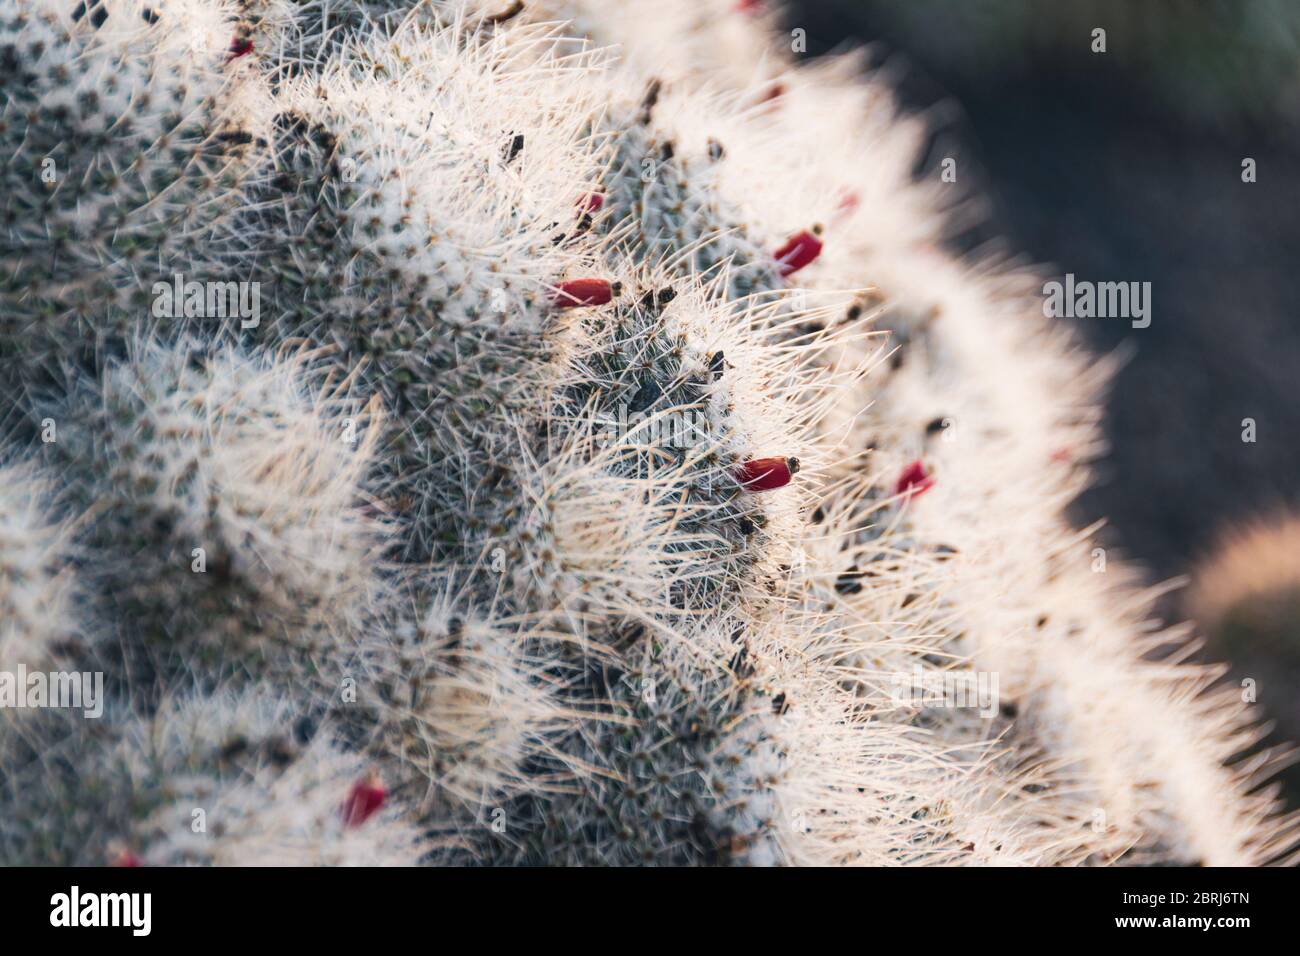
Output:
0,689,426,865
0,0,1295,867
0,463,78,675
42,338,390,688
0,0,251,399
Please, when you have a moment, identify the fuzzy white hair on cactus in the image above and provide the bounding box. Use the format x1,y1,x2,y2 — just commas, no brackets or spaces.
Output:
0,463,78,675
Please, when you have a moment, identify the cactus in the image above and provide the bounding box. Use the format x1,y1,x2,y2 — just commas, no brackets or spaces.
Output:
0,461,78,674
0,0,1296,866
0,0,251,406
53,337,394,709
0,688,426,865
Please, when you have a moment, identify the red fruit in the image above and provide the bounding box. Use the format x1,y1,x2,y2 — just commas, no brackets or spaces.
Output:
227,38,254,61
773,228,823,276
895,460,935,499
577,192,604,213
553,278,616,308
109,845,142,867
341,774,386,827
737,456,800,491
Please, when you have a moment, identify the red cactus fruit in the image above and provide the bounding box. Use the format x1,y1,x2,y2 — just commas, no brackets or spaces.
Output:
553,278,616,308
341,774,386,828
774,228,823,276
895,460,935,499
577,192,604,213
227,38,254,62
108,842,142,867
737,456,800,491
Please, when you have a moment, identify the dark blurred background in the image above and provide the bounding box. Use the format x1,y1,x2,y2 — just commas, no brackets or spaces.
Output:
784,0,1300,799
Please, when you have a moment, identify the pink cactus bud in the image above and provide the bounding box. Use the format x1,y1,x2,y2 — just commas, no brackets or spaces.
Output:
735,0,764,13
108,843,142,867
342,774,386,827
577,192,604,213
895,460,935,499
737,456,800,491
227,38,254,62
774,228,823,276
553,278,616,308
834,190,861,221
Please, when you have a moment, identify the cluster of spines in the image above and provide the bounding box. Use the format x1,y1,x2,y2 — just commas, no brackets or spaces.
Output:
0,463,77,675
35,338,386,691
0,0,252,405
0,688,425,866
